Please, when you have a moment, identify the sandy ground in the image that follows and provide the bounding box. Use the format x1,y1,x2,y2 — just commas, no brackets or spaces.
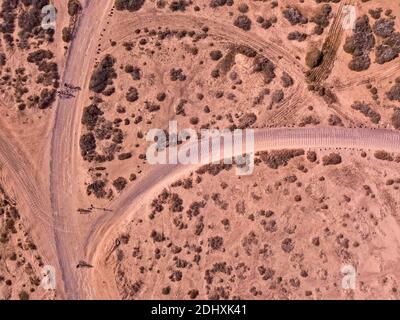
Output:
0,0,400,300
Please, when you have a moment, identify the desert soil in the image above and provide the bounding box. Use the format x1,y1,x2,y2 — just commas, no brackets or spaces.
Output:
0,0,400,300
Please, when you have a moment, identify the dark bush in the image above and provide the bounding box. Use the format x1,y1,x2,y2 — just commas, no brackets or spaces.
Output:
118,152,132,160
18,8,41,32
210,50,223,61
238,113,257,129
210,0,233,8
87,180,106,198
322,153,342,166
374,150,393,161
307,151,317,162
310,4,331,29
373,18,394,38
68,0,82,16
103,86,115,96
343,15,375,71
253,57,276,83
351,101,381,123
283,6,308,25
261,19,272,30
126,87,139,102
62,27,73,42
386,83,400,101
125,64,141,80
27,49,53,64
369,8,382,20
144,101,160,112
18,291,29,300
375,44,398,64
287,31,307,41
236,45,257,57
208,236,224,250
80,132,96,154
0,0,18,37
272,89,284,104
347,17,375,51
259,149,305,169
81,104,103,130
94,120,113,140
233,15,252,31
113,177,128,191
348,54,371,71
238,3,248,13
89,54,116,93
391,108,400,129
156,92,166,101
32,0,50,9
151,230,165,242
188,289,199,299
0,53,6,66
38,88,56,109
281,72,294,87
306,48,323,68
170,68,186,81
384,32,400,52
281,238,294,253
328,114,343,126
210,69,220,78
169,0,190,11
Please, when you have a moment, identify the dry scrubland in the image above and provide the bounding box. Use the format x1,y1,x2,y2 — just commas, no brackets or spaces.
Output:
84,0,400,299
0,185,54,300
80,0,400,203
0,0,400,299
112,152,400,299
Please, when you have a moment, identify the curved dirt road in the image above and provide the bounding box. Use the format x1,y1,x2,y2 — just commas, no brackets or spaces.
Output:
85,127,400,299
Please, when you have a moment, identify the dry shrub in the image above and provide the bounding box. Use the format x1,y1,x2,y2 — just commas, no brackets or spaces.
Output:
322,153,342,166
259,149,305,169
374,150,393,161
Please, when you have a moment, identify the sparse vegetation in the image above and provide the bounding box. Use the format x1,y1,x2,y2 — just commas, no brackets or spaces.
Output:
351,101,381,124
126,87,139,102
113,177,128,191
259,149,305,169
343,15,375,71
80,132,96,155
392,108,400,129
233,15,252,31
89,55,117,93
306,48,323,69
